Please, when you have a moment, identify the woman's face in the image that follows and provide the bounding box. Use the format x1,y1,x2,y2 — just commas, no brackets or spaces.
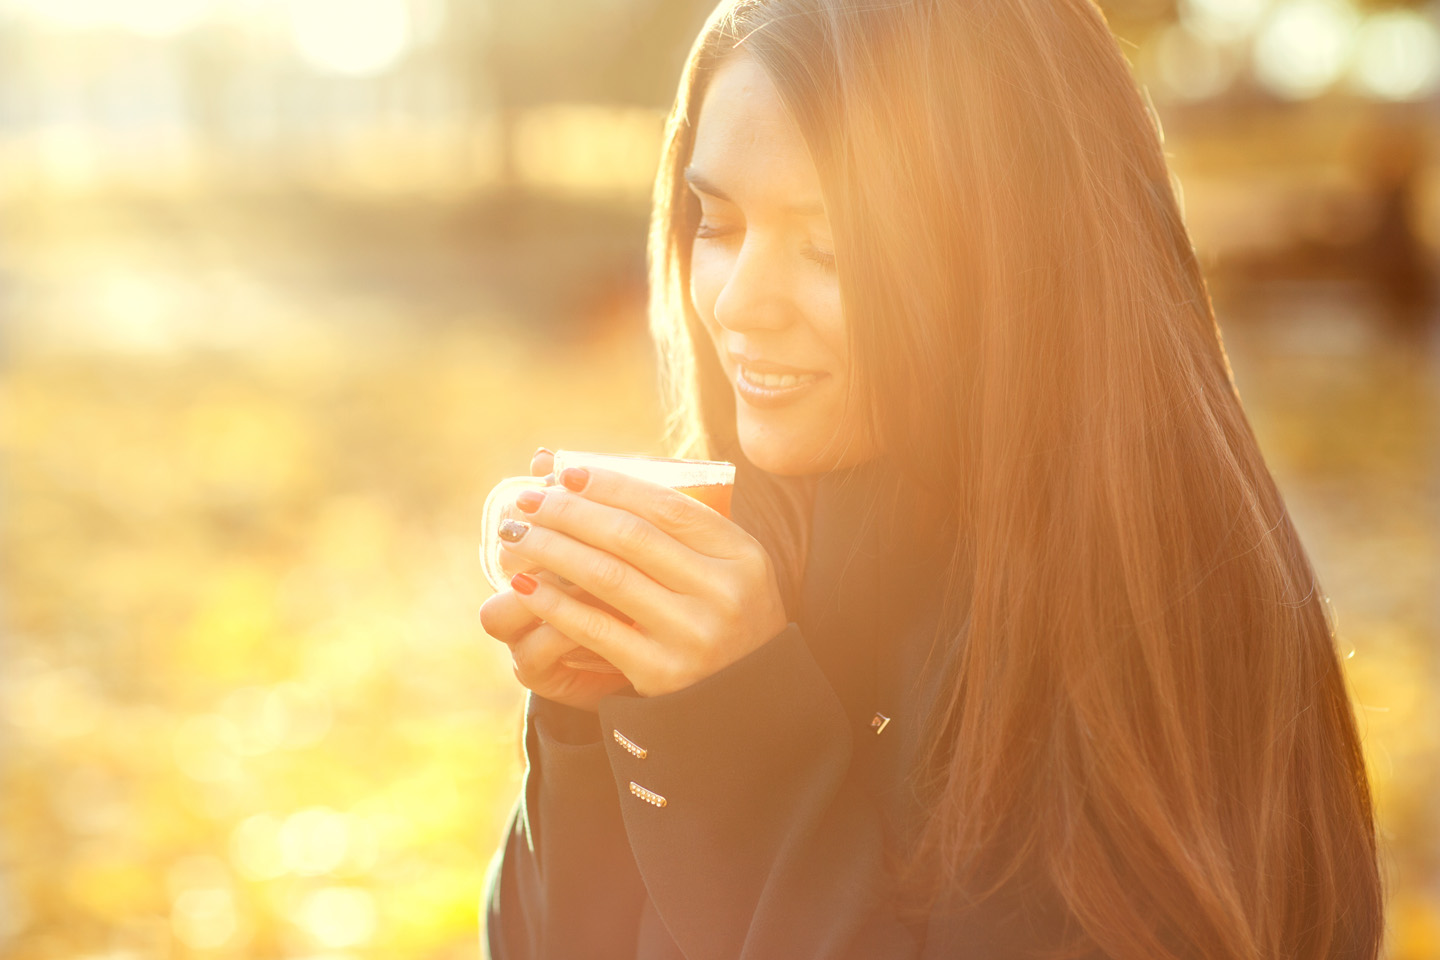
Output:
687,52,876,476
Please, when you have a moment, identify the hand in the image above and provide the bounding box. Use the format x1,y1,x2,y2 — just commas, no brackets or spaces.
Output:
495,461,788,697
479,573,634,711
479,449,631,711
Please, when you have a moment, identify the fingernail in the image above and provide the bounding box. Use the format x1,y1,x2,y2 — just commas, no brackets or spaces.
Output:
560,467,589,492
516,489,545,514
534,446,553,458
498,518,530,542
511,572,537,595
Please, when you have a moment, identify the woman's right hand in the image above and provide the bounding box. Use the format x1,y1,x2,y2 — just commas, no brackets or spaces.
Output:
478,449,633,712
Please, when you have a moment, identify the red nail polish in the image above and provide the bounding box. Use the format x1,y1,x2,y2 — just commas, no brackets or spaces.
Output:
560,467,589,492
511,573,537,595
516,489,544,513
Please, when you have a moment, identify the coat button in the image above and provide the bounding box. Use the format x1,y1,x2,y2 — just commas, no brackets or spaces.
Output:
612,729,647,759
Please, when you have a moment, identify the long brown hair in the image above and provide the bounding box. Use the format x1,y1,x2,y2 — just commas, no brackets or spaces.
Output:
647,1,1384,957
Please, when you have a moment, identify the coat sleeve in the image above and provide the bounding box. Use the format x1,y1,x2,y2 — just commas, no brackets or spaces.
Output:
595,623,925,960
483,691,649,960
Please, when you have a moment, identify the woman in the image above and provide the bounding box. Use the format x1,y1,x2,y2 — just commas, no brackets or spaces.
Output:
478,0,1384,957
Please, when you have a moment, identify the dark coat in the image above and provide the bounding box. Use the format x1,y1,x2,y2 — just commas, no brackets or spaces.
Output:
483,461,1060,959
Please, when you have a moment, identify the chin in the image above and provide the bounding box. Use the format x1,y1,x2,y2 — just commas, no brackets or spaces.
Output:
739,438,816,476
736,414,876,477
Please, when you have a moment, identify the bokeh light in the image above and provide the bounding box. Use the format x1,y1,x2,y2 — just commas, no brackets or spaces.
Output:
1253,0,1359,99
1350,11,1440,102
231,814,287,881
287,0,412,76
1149,22,1239,101
280,808,352,876
294,886,379,949
1179,0,1268,42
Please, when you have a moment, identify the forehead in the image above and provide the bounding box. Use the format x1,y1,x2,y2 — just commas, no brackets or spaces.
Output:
689,53,822,205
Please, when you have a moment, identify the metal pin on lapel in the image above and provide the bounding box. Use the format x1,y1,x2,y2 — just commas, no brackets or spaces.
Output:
871,712,891,735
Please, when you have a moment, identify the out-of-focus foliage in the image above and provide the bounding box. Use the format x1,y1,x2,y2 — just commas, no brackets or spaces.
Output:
0,196,663,957
0,0,1437,957
1222,307,1440,960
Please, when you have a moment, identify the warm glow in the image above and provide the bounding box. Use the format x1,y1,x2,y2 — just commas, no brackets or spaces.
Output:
280,807,352,876
294,886,379,948
5,0,217,34
217,682,332,754
1150,22,1238,101
220,685,291,755
513,105,666,200
287,0,411,76
0,1,1435,956
1253,0,1358,99
231,814,287,881
1179,0,1268,42
172,714,242,782
169,862,241,952
1350,11,1440,101
6,0,414,74
4,663,101,741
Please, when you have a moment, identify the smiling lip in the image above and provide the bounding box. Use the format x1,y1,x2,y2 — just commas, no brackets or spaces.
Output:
733,362,827,410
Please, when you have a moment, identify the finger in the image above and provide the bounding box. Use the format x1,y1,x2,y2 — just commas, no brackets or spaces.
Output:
516,486,712,594
480,570,581,638
508,571,651,674
499,523,687,632
554,465,744,559
497,535,546,579
489,478,561,580
509,621,584,687
479,589,543,643
558,647,625,674
531,447,556,478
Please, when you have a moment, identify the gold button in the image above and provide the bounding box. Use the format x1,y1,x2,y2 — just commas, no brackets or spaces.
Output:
629,781,667,807
612,729,647,759
871,713,891,735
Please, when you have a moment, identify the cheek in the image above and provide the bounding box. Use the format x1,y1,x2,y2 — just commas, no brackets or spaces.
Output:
807,277,847,368
688,247,724,321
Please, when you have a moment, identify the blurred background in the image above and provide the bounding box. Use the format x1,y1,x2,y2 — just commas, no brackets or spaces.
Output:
0,0,1435,956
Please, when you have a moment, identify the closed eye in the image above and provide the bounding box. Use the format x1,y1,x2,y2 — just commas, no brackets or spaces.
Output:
694,220,736,240
694,222,836,273
803,244,836,271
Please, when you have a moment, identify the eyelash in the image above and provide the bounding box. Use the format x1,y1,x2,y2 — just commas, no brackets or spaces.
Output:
693,221,836,272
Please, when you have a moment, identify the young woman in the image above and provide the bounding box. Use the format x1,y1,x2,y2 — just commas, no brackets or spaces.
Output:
478,0,1385,957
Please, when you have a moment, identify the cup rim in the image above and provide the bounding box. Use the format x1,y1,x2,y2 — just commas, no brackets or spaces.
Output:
555,450,735,470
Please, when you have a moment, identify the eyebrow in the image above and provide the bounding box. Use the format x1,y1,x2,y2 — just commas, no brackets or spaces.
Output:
683,166,827,218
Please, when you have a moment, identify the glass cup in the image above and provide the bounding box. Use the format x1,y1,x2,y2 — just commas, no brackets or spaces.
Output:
481,450,736,673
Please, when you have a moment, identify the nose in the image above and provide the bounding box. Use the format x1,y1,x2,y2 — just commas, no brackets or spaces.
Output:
710,233,794,334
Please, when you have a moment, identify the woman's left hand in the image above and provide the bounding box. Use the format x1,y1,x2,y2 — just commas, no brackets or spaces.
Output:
496,465,787,697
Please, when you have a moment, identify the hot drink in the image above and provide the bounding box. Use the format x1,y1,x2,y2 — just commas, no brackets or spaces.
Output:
481,451,737,673
672,481,733,518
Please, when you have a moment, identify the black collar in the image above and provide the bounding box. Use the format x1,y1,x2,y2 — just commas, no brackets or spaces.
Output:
799,458,954,716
